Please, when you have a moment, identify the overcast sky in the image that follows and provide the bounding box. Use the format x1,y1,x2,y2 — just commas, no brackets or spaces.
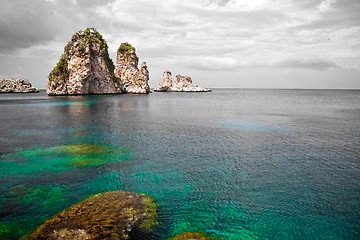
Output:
0,0,359,89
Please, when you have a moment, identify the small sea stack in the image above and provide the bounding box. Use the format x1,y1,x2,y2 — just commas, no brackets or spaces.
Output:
154,71,211,92
25,191,158,240
115,42,150,94
47,28,124,95
0,78,38,93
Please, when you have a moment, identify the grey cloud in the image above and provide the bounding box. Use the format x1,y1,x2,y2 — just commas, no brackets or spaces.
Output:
294,0,360,30
0,0,61,52
275,59,340,70
178,56,240,71
184,7,289,29
75,0,115,8
0,0,118,53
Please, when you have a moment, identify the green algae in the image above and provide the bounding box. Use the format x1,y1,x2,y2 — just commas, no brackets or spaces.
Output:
8,185,68,211
168,232,222,240
0,143,130,175
25,191,158,240
0,185,70,240
0,222,12,239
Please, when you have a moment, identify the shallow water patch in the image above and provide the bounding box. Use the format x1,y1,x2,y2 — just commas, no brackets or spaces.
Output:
214,120,297,134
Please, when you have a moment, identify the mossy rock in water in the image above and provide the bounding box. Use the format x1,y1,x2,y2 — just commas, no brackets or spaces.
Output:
168,232,221,240
25,191,158,240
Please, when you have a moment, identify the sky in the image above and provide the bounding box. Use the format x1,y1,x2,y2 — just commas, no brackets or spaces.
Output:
0,0,359,89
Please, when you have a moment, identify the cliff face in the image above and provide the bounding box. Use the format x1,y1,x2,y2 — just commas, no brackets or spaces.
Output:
115,43,150,94
47,28,123,95
0,78,38,93
154,71,211,92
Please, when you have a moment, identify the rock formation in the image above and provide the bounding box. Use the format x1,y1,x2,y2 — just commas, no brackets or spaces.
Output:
0,78,38,93
47,28,124,95
26,191,158,240
154,70,172,92
115,42,150,94
154,71,211,92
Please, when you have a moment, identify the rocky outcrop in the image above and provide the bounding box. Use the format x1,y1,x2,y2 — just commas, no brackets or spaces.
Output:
26,191,158,240
154,70,172,92
0,78,38,93
47,28,124,95
154,71,211,92
115,42,150,94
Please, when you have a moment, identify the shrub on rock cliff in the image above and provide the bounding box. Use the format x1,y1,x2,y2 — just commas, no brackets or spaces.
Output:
118,42,136,54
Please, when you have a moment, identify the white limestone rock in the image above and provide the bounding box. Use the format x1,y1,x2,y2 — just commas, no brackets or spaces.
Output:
47,28,123,96
154,71,211,92
154,70,172,92
114,43,150,94
0,78,38,93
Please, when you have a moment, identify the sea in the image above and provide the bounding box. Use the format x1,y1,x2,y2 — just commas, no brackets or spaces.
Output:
0,89,359,240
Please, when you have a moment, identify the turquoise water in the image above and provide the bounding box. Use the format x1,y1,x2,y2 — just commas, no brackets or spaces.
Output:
0,89,359,239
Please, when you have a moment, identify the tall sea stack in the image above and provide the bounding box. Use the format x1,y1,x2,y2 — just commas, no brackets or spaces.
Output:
47,28,124,95
115,43,150,94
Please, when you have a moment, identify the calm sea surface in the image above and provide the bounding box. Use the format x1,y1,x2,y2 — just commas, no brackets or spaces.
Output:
0,89,359,239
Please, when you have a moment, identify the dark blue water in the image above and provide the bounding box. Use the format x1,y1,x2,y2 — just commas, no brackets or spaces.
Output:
0,89,359,239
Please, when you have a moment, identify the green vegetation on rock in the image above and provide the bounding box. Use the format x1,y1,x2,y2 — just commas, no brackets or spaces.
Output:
48,54,69,87
25,191,158,240
117,42,139,63
118,42,136,53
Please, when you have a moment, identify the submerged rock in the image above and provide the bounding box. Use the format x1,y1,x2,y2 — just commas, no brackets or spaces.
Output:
168,232,221,240
115,42,150,94
0,143,130,175
154,71,211,92
47,28,123,95
0,78,38,93
26,191,158,240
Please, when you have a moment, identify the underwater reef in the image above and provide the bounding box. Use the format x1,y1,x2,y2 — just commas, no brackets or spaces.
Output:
24,191,158,240
168,232,221,240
